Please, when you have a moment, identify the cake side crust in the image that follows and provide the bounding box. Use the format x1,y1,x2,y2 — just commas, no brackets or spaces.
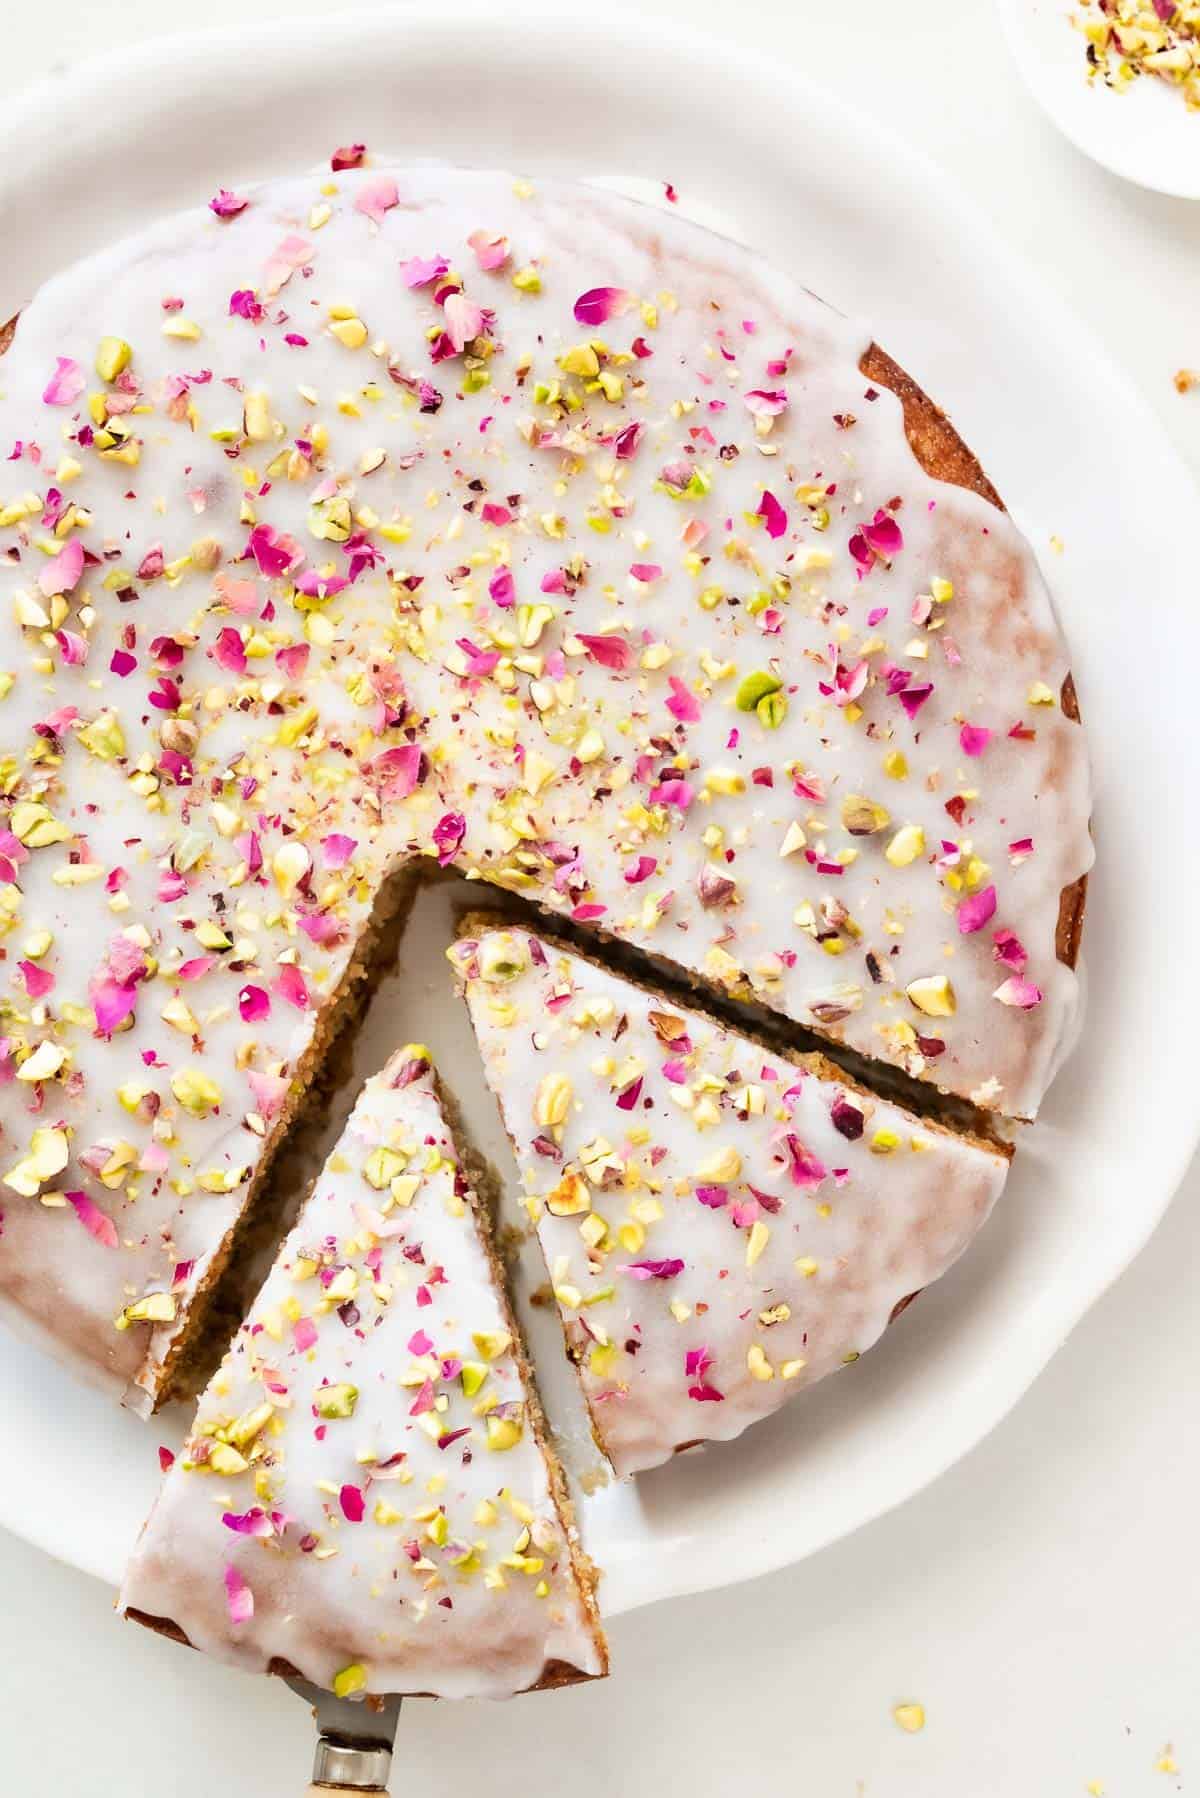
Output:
859,343,1088,979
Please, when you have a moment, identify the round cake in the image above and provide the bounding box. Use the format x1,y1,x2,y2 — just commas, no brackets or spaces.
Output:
0,165,1091,1406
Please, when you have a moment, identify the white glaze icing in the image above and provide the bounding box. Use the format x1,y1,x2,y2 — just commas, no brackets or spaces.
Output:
453,925,1010,1478
0,165,1089,1397
118,1046,605,1698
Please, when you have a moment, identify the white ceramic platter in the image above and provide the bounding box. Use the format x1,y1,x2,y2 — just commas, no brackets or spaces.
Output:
0,10,1197,1624
998,0,1200,197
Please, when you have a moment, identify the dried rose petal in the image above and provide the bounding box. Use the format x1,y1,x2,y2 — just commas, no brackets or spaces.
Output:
38,538,85,597
224,1564,254,1625
209,189,249,219
432,811,466,867
339,1484,366,1523
354,178,400,225
957,885,997,935
467,229,510,271
666,676,701,723
67,1192,118,1250
755,489,788,539
43,357,86,407
573,286,634,326
993,975,1043,1009
577,632,635,671
830,1095,865,1140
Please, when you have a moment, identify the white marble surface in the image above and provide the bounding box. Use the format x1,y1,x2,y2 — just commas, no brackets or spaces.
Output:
4,0,1199,1792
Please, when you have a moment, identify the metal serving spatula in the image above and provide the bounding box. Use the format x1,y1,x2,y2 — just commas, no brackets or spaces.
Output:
284,1675,401,1794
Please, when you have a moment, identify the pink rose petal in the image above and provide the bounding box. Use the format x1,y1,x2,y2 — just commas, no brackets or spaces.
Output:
666,676,701,723
248,1071,289,1119
755,489,788,539
294,570,348,600
222,1508,274,1538
650,778,694,812
467,229,510,271
263,234,312,298
400,254,449,289
248,523,304,578
38,537,85,597
783,1133,828,1187
91,978,138,1037
993,975,1043,1009
573,286,634,326
443,292,484,352
355,178,400,225
177,957,215,981
213,627,247,675
18,960,54,999
238,984,270,1023
745,388,789,417
614,422,644,459
957,884,997,935
898,682,934,719
431,811,466,867
321,833,357,870
371,743,425,799
43,357,86,407
577,632,635,671
54,629,88,666
209,189,249,219
275,964,310,1010
67,1191,119,1250
863,509,903,556
992,928,1028,973
224,1564,254,1625
339,1484,366,1523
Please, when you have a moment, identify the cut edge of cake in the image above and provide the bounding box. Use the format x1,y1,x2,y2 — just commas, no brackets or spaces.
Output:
126,860,426,1417
457,904,1016,1163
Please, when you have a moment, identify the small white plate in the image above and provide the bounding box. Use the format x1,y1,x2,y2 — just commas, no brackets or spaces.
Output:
1,9,1198,1625
999,0,1200,196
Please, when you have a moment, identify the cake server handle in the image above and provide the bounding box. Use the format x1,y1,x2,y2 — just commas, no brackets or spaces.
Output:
305,1733,392,1792
285,1675,401,1793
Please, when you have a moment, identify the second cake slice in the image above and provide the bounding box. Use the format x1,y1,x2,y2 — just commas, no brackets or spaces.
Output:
452,922,1011,1478
119,1043,606,1698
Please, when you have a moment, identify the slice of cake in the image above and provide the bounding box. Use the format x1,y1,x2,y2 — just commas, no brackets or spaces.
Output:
452,922,1010,1478
119,1043,606,1698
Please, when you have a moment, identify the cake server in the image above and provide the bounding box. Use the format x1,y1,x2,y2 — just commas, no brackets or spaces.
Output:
284,1674,401,1794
